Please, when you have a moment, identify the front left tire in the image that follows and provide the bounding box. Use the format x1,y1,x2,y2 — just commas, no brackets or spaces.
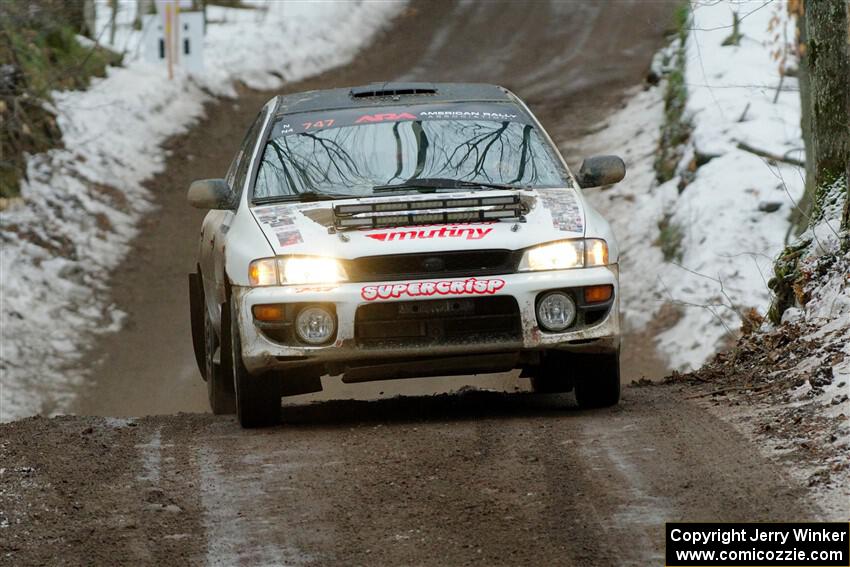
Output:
192,271,235,414
230,300,282,428
204,302,236,414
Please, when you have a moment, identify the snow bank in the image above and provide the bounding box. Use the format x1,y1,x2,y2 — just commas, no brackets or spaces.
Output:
676,173,849,517
782,177,850,431
580,1,805,372
579,1,847,516
0,1,406,421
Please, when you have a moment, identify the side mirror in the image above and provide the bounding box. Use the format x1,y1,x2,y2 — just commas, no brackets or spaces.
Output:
575,155,626,188
187,179,234,209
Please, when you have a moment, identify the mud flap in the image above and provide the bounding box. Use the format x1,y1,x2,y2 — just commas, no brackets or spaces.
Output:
188,272,206,379
279,371,324,397
529,350,575,394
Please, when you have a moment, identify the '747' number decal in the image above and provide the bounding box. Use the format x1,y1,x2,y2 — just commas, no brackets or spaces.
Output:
302,119,335,130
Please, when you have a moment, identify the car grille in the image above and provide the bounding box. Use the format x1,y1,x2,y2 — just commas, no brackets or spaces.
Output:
345,250,519,282
355,296,522,348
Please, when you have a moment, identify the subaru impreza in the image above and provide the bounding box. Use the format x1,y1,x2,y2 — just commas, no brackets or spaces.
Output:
188,82,626,427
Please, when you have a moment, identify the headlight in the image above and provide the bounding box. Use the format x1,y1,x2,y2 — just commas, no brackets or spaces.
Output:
281,257,347,284
522,241,584,271
248,256,347,286
519,239,608,271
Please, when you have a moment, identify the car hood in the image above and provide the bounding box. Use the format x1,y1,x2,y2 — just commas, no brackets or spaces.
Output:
250,188,585,259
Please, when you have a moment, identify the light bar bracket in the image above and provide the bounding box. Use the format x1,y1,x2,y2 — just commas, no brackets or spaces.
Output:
333,195,526,230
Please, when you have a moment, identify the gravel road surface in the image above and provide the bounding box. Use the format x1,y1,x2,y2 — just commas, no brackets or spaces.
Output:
1,388,821,566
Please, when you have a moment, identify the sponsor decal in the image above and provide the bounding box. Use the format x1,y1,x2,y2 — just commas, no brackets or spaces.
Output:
537,188,584,233
255,205,296,227
361,278,505,301
254,205,305,247
419,110,518,120
276,230,303,247
365,224,493,242
355,112,417,124
294,285,337,294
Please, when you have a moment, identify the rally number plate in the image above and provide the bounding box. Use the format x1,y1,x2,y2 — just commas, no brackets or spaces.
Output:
397,299,475,316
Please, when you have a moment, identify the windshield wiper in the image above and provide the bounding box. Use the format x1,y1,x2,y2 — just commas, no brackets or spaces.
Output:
373,178,521,193
252,192,355,205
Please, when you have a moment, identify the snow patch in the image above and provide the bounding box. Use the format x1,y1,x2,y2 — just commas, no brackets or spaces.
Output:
0,1,406,421
579,0,804,372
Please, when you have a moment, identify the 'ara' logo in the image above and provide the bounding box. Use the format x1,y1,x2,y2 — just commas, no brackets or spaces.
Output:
355,112,418,124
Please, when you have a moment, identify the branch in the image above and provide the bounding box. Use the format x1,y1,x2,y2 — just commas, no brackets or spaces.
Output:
684,383,772,399
736,141,804,167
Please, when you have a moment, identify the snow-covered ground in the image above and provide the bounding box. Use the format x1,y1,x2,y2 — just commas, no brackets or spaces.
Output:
0,1,406,421
580,0,805,372
689,176,849,517
576,0,848,517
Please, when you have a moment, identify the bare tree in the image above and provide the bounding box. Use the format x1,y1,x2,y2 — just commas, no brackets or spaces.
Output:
844,1,850,232
133,0,154,31
770,0,849,322
109,0,118,46
795,0,849,230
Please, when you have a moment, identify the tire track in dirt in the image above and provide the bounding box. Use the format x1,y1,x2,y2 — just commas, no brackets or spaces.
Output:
0,416,208,565
1,388,823,565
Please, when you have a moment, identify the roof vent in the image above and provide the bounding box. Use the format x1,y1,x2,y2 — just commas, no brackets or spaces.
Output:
349,82,438,99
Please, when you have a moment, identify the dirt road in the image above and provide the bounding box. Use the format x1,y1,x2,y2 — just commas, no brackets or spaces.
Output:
1,2,830,566
1,388,822,566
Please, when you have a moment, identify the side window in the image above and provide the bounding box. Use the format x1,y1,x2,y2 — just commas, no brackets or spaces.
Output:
231,111,266,197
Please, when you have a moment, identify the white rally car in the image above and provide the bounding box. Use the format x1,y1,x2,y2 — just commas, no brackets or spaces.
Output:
188,83,626,427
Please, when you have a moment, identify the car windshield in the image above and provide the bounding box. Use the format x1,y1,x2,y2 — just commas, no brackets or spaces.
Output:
252,106,571,200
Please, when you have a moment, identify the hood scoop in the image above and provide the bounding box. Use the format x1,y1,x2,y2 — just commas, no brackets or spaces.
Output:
333,194,526,230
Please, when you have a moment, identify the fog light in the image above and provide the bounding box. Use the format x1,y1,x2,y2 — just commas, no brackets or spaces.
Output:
537,292,576,332
252,304,285,322
584,284,613,304
294,306,335,345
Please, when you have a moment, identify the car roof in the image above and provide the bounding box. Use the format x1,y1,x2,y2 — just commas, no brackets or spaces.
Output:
271,82,520,116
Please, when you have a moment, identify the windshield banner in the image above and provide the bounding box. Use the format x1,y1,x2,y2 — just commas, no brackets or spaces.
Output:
271,103,533,137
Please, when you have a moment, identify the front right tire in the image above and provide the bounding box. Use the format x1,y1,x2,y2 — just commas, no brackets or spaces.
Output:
230,300,282,428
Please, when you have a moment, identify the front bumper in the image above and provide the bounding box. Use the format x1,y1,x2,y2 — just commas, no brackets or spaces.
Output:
232,266,620,374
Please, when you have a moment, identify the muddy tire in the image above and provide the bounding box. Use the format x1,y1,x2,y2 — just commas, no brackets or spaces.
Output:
230,301,281,428
204,302,236,415
574,351,621,409
188,272,207,378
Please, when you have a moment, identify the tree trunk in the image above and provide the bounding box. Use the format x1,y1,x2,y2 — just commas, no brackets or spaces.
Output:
792,5,815,233
770,0,849,322
843,0,850,233
804,0,849,222
109,0,118,46
83,0,97,40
